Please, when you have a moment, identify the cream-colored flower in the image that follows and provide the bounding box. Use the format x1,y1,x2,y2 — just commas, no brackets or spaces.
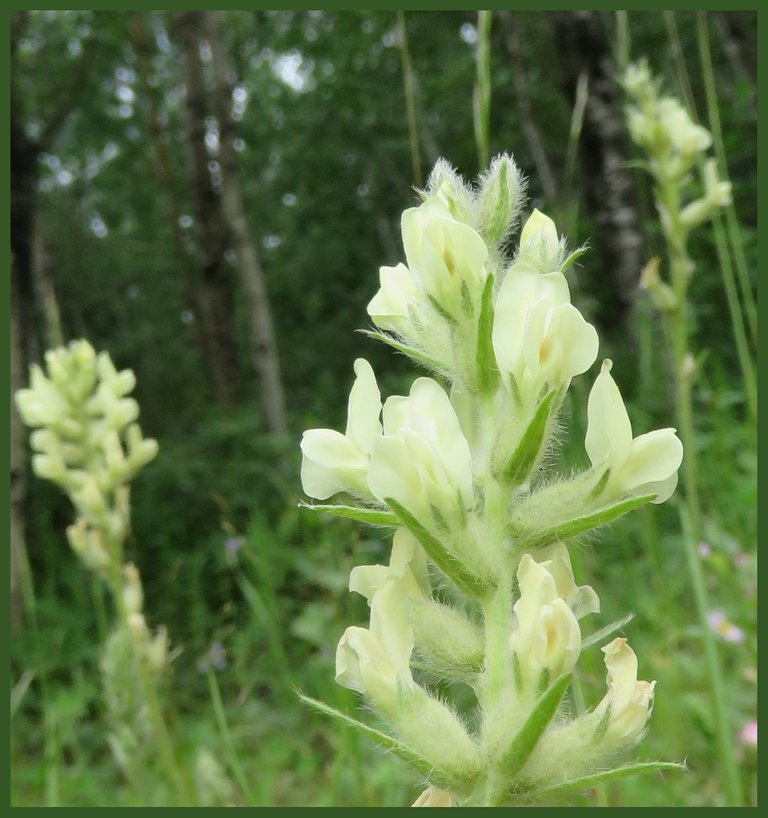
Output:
349,528,430,602
595,637,656,744
509,554,582,685
535,544,600,620
367,377,474,528
335,576,416,707
657,97,712,156
412,786,456,807
401,194,489,318
585,360,683,504
300,358,382,500
517,209,561,272
367,263,421,336
492,264,598,399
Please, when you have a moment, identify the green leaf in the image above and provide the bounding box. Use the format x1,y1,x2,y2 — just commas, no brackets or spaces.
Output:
475,273,499,395
530,761,686,801
581,612,635,650
298,502,398,527
385,497,489,598
297,692,455,790
359,329,451,374
500,390,557,484
500,672,572,778
561,244,588,272
518,494,656,550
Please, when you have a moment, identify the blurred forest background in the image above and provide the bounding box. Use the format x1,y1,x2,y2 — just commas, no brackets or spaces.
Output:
10,9,756,807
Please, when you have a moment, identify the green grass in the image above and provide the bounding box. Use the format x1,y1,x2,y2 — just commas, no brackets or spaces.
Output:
11,360,756,807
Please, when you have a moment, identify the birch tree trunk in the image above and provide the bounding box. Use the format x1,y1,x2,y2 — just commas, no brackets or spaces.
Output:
130,13,224,402
551,11,646,333
204,11,288,435
10,12,37,633
176,11,242,405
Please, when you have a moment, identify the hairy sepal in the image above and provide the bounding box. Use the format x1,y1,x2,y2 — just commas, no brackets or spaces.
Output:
412,597,484,679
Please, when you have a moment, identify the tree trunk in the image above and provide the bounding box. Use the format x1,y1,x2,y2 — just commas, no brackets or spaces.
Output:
130,13,226,404
31,213,64,349
551,11,646,334
10,12,37,633
176,11,242,405
204,11,288,435
10,253,30,635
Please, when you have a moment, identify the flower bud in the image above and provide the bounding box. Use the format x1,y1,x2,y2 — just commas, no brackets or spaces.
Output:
476,153,525,250
412,786,456,807
623,60,652,98
424,159,475,227
594,638,655,745
517,210,562,272
122,563,144,615
639,257,677,311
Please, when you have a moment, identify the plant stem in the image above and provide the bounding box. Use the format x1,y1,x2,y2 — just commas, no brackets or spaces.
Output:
207,666,256,805
661,12,756,423
656,178,743,808
708,208,757,420
396,11,422,188
107,566,192,805
474,10,492,170
696,12,757,349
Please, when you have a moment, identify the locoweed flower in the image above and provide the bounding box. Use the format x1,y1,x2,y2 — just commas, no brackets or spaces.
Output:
492,263,598,403
586,360,683,504
367,377,474,531
400,194,489,321
509,554,586,690
300,358,381,500
336,576,417,709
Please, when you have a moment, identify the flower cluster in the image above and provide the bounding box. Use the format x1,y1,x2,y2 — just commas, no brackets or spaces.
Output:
623,59,731,309
300,157,683,805
16,341,158,579
16,341,170,781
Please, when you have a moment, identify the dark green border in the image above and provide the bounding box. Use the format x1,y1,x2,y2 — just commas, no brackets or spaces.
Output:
5,3,761,813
